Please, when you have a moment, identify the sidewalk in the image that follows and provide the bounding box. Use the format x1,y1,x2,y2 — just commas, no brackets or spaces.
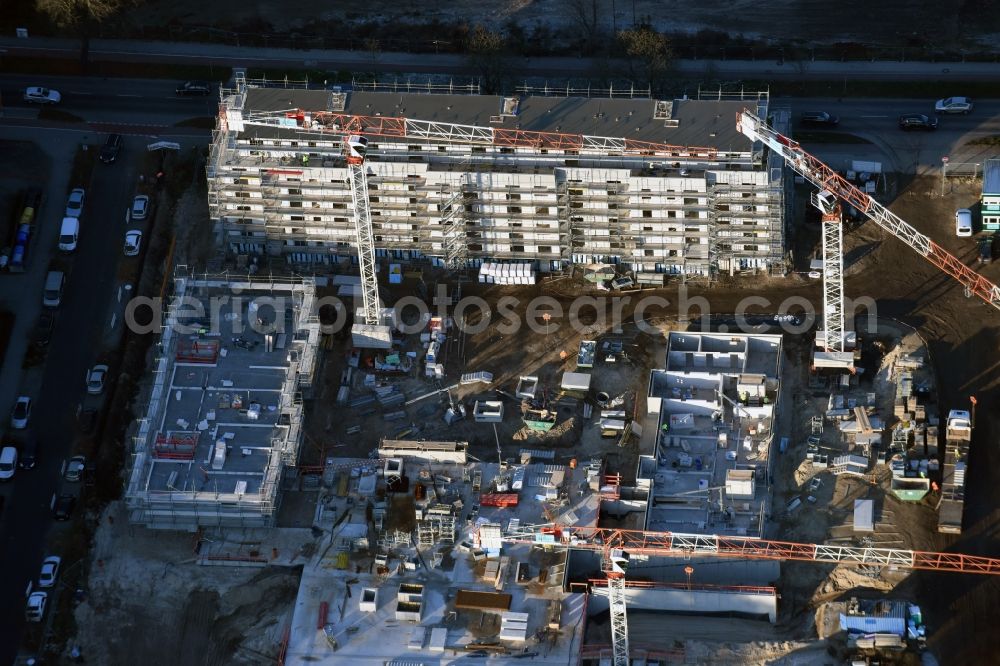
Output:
2,35,1000,81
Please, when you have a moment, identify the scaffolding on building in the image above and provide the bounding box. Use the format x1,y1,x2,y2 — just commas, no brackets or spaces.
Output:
124,271,320,530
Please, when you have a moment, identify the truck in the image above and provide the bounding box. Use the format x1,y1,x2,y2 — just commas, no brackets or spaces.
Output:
4,189,41,273
938,408,973,534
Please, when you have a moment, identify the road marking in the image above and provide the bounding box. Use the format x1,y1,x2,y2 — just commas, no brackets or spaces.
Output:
860,115,889,118
115,94,142,98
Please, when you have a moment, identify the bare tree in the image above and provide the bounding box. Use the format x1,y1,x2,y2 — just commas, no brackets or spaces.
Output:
466,25,508,94
564,0,601,50
36,0,131,66
618,26,672,95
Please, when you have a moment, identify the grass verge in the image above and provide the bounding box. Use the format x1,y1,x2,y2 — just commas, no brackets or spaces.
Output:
0,56,231,83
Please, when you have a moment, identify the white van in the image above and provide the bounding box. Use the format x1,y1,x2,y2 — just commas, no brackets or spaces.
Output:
0,446,17,480
43,270,65,307
58,217,79,252
956,208,973,237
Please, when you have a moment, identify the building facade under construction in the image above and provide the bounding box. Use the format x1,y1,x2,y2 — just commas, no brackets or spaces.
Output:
207,78,787,277
124,273,320,530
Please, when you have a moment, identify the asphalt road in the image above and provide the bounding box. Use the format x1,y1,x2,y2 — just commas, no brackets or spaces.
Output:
0,129,143,665
5,72,1000,173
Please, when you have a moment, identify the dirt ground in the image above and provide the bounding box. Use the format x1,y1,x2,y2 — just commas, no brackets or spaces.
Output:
72,506,300,666
122,0,1000,49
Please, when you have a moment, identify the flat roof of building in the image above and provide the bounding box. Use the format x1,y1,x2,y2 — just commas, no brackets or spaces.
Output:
125,277,319,524
240,88,759,152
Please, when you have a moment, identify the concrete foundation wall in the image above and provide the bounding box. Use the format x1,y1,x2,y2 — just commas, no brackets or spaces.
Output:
589,586,777,623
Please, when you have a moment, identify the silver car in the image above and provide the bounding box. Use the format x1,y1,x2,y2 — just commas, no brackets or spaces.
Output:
86,364,108,394
65,188,85,218
935,96,973,114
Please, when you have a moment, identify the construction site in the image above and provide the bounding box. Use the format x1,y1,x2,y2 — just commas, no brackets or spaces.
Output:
66,84,1000,666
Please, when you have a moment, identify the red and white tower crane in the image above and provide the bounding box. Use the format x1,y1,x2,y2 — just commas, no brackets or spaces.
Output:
737,109,1000,312
496,524,1000,664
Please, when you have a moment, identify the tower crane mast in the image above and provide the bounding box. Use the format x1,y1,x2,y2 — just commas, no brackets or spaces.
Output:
737,110,1000,311
344,135,380,328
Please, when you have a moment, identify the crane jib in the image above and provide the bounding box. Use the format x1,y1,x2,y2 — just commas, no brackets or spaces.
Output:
737,109,1000,312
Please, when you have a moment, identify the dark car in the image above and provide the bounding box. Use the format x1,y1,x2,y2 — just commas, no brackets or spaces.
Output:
77,408,98,435
99,134,123,164
18,436,37,469
51,493,76,520
32,313,55,346
899,114,938,131
800,111,839,127
175,81,211,96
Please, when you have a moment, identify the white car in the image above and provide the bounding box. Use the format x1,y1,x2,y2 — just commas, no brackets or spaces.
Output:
0,446,17,481
130,195,150,222
38,556,61,588
23,87,61,104
956,208,973,237
124,230,142,257
11,396,31,429
935,96,973,114
86,364,109,394
65,188,85,218
25,591,47,622
63,456,86,482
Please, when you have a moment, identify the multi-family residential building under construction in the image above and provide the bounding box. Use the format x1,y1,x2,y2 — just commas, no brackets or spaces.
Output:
207,76,788,278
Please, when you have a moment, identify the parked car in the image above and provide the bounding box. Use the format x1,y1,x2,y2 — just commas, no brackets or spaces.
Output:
63,456,86,482
130,195,150,222
85,365,108,395
956,208,973,237
50,493,76,520
58,217,79,252
935,97,973,114
78,408,98,435
33,312,55,346
43,271,65,308
18,435,38,469
65,188,85,218
23,87,61,104
99,134,124,164
898,114,938,131
0,446,17,481
800,111,839,127
175,81,211,96
808,477,823,492
11,396,31,429
38,556,61,588
25,591,47,622
124,230,142,257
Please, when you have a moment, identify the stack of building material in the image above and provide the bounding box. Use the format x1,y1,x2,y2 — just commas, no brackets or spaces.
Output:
376,386,405,408
499,612,530,641
461,371,493,385
428,627,447,652
853,499,874,532
478,262,536,285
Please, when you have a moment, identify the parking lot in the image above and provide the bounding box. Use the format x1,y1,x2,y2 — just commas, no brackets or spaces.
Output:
0,124,157,660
